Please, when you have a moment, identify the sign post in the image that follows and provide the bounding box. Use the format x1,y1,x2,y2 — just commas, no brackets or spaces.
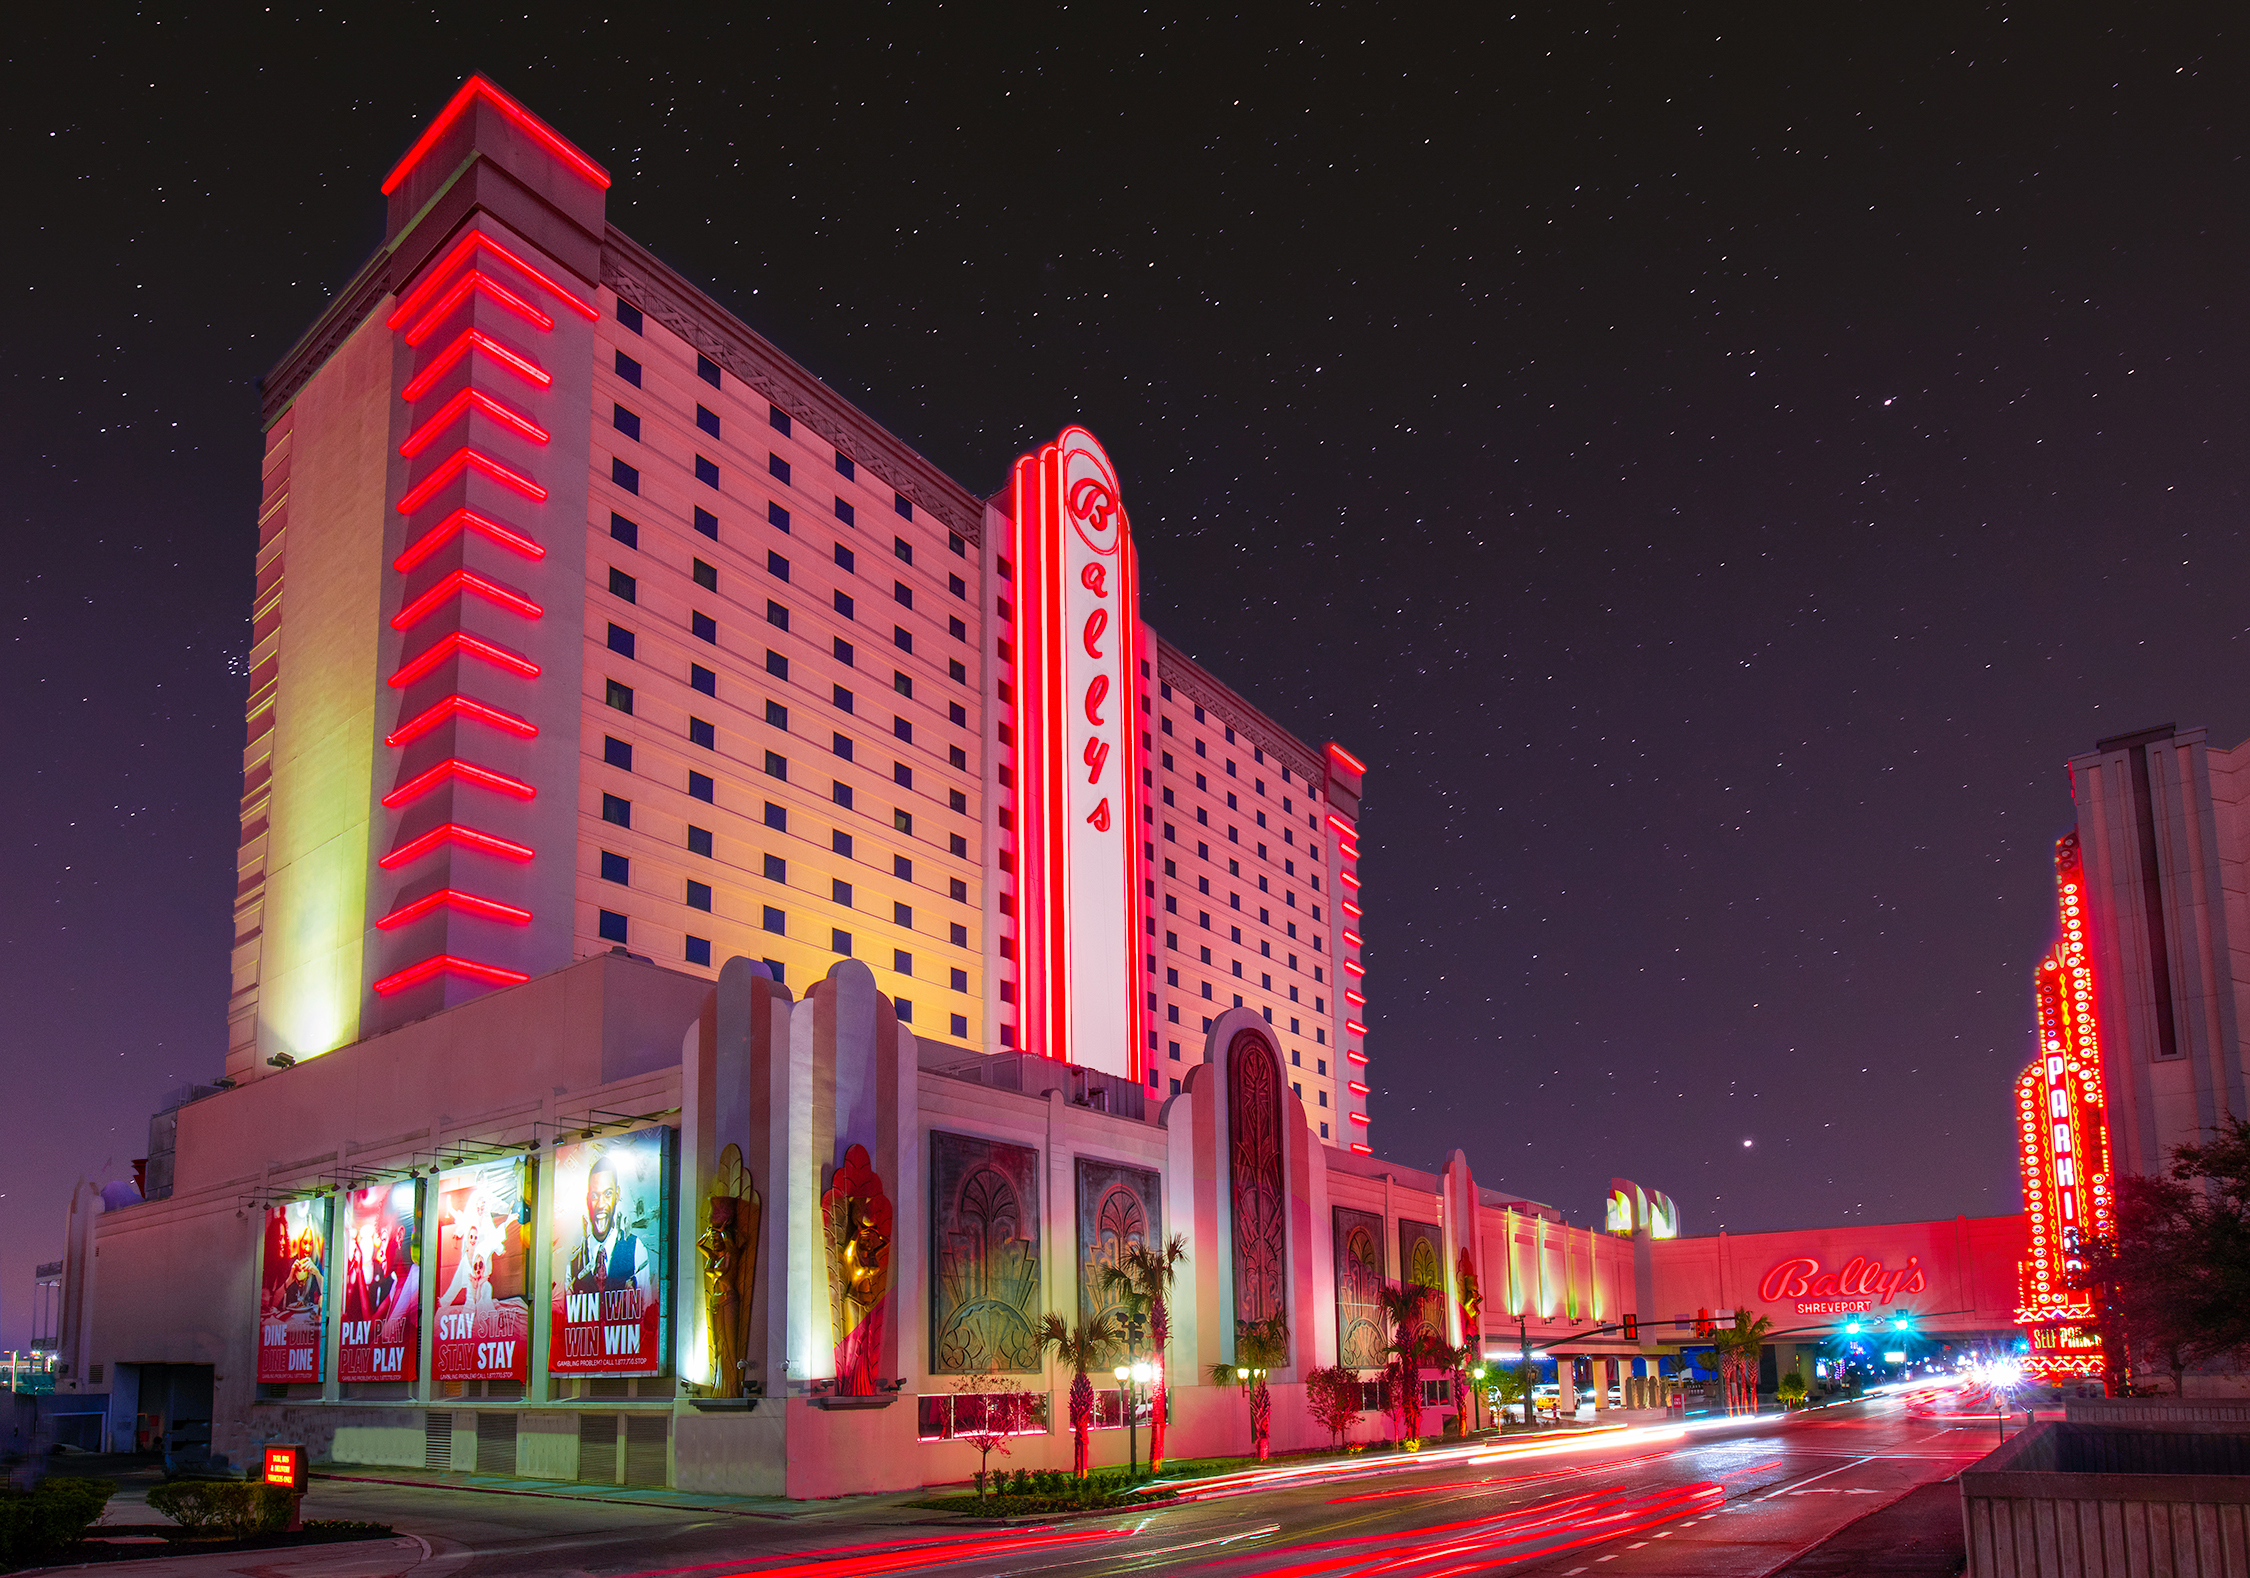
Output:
261,1442,306,1531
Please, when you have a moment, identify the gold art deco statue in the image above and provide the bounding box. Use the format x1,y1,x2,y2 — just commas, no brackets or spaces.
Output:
698,1143,761,1397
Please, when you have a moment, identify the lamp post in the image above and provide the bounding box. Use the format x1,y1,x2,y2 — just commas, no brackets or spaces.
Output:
1470,1364,1486,1434
1114,1364,1136,1475
1518,1313,1535,1430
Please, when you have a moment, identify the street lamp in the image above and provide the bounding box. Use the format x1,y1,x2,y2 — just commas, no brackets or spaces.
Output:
1470,1364,1487,1434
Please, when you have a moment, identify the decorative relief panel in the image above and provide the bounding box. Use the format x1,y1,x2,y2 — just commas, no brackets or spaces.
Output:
1227,1029,1288,1341
1076,1157,1160,1338
1333,1206,1385,1370
1400,1219,1445,1296
929,1130,1042,1373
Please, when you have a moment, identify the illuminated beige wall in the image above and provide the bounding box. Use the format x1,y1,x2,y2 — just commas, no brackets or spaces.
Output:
249,308,393,1072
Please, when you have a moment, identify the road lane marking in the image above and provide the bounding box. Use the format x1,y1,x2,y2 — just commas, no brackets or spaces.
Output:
1760,1456,1875,1500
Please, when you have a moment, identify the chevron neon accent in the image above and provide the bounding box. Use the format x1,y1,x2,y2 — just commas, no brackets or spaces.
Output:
381,75,611,196
381,758,537,809
391,569,543,629
398,447,547,514
378,823,534,871
400,387,550,458
371,953,532,995
385,694,538,748
403,329,551,401
375,889,533,930
394,507,545,573
389,631,541,689
387,229,597,329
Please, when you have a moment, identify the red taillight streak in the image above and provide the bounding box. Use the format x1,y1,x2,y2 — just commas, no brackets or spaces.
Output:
1328,742,1367,775
402,329,552,401
381,75,612,196
391,569,544,629
402,269,554,346
400,387,550,458
389,631,541,688
382,758,537,808
371,953,532,994
375,889,533,929
1347,1081,1369,1096
394,507,546,572
387,228,598,329
1344,1019,1368,1036
398,447,548,514
379,823,534,870
385,694,538,748
1347,1049,1369,1065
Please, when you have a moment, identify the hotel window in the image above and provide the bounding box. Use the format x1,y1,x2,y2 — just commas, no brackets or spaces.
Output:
833,830,854,857
766,502,789,533
697,404,721,438
609,567,637,603
770,453,791,484
599,910,628,943
687,880,713,912
894,854,914,881
1320,1122,1330,1140
766,699,789,729
608,624,635,658
689,717,716,749
836,498,857,525
613,404,641,441
685,936,712,966
764,551,788,581
949,573,966,598
833,732,854,761
894,670,913,699
771,402,792,434
693,611,718,643
835,590,856,619
951,969,969,992
693,557,719,591
895,492,913,520
950,922,969,946
894,762,913,787
949,832,968,855
600,851,629,884
832,929,853,956
894,581,913,610
893,949,913,975
951,1013,969,1038
1318,1091,1329,1108
767,650,788,679
833,878,854,906
835,451,855,478
765,802,787,831
697,506,720,541
692,664,716,697
612,457,639,493
698,353,722,389
834,684,855,713
689,771,715,802
764,751,787,780
617,300,643,333
602,794,630,828
764,907,785,934
688,825,713,857
604,736,632,770
1317,1058,1327,1075
611,511,639,548
949,877,968,901
696,456,720,488
896,626,914,653
766,600,789,631
834,781,853,808
606,679,634,714
614,350,642,385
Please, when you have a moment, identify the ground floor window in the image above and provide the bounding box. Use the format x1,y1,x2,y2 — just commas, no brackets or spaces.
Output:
917,1390,1051,1441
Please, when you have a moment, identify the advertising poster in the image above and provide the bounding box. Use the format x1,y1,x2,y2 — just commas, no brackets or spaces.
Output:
339,1180,421,1382
433,1157,533,1382
256,1197,331,1384
549,1128,672,1376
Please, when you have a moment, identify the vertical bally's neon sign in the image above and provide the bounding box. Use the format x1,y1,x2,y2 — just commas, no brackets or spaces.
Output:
1011,428,1143,1082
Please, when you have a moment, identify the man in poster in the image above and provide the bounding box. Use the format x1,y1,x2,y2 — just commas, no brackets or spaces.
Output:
569,1157,652,1300
550,1131,668,1376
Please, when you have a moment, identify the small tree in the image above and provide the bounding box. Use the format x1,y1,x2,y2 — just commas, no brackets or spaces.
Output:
1776,1370,1808,1411
1488,1364,1533,1428
949,1367,1032,1500
1709,1307,1772,1416
1034,1311,1118,1478
1100,1232,1189,1473
1209,1316,1290,1460
1305,1364,1362,1449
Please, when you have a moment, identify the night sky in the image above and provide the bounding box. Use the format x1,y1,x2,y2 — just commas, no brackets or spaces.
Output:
3,9,2243,1346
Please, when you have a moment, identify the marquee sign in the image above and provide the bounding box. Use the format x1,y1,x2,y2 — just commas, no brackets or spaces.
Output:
1758,1254,1928,1316
1009,427,1144,1081
2016,831,2115,1381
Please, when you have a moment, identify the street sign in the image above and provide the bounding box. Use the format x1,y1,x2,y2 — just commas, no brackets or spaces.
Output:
262,1443,306,1493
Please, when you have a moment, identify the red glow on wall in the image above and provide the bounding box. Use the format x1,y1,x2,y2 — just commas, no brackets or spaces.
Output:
378,823,535,871
389,631,542,688
381,75,612,197
399,387,551,458
1347,1111,1371,1126
397,447,549,515
1328,743,1367,776
386,228,597,329
394,507,546,572
1325,813,1358,838
402,329,552,401
1338,839,1361,861
384,694,539,748
1346,1049,1369,1065
375,889,534,930
371,953,533,995
381,758,537,808
1338,869,1362,890
1349,1143,1373,1155
391,569,544,629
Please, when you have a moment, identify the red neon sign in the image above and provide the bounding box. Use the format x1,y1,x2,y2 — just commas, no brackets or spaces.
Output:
381,75,611,196
372,954,533,995
387,229,597,329
381,758,537,809
1757,1254,1927,1311
394,507,546,573
375,889,533,929
391,569,543,630
378,823,535,871
397,447,548,515
1345,1049,1368,1065
389,631,541,689
1328,743,1366,776
400,387,550,458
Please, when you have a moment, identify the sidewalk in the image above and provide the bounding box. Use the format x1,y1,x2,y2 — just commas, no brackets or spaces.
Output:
1769,1476,1965,1577
312,1462,945,1521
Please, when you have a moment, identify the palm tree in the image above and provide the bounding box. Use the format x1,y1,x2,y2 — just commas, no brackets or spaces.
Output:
1710,1307,1773,1416
1034,1311,1118,1478
1099,1232,1188,1473
1375,1282,1436,1444
1208,1316,1290,1460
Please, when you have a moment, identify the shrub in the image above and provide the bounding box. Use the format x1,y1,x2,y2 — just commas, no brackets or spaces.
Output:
146,1480,294,1538
0,1477,116,1567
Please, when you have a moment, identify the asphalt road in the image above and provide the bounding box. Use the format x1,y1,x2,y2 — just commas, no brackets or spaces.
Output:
57,1393,2000,1578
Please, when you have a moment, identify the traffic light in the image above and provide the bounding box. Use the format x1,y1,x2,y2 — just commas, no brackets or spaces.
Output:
1693,1307,1713,1337
1844,1320,1863,1334
1622,1313,1639,1342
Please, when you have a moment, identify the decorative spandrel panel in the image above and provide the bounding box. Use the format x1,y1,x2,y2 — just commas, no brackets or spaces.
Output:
1227,1029,1288,1344
929,1131,1043,1373
1333,1206,1385,1370
1400,1219,1444,1298
1077,1158,1161,1339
